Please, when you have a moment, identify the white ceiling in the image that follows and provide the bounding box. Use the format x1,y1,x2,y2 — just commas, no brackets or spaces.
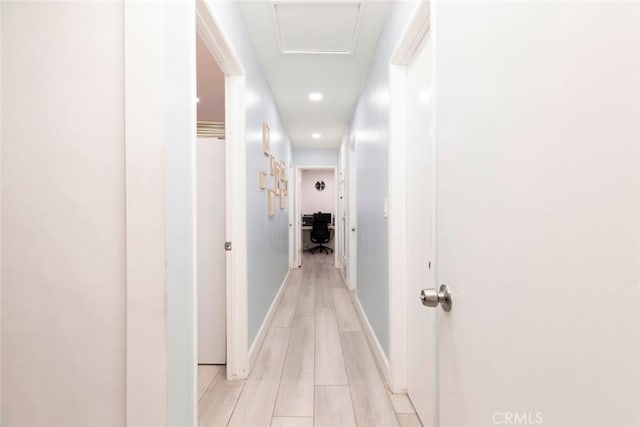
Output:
239,1,391,148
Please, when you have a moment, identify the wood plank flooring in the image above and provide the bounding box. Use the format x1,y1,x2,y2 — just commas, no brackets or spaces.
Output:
198,254,421,426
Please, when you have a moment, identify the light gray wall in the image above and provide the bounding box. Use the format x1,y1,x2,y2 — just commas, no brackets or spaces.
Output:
293,147,339,167
1,2,126,424
206,1,293,347
165,2,196,425
347,1,419,357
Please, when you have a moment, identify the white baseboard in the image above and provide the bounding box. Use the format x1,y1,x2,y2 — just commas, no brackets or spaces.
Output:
351,293,391,387
248,270,290,370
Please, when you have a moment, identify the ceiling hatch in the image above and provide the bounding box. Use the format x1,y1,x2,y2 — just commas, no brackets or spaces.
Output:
274,2,361,54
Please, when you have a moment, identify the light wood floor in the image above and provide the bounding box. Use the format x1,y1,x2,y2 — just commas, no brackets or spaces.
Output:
198,254,422,427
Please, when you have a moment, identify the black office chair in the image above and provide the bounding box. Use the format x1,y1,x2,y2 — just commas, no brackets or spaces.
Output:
309,213,333,254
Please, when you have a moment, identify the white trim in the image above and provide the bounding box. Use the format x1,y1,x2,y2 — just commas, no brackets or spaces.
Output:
337,135,348,274
197,1,243,77
346,137,357,292
0,1,4,411
0,2,3,411
387,0,431,395
638,4,640,408
351,292,390,386
390,1,430,66
334,166,340,269
296,167,302,267
294,165,338,267
388,63,408,394
248,270,291,368
197,0,249,380
288,147,296,269
225,76,248,379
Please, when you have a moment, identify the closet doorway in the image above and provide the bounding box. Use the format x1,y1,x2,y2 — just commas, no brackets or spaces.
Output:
196,30,226,376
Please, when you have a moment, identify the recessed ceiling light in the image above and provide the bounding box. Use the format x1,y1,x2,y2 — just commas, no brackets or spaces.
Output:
309,92,323,102
196,97,200,103
312,133,322,139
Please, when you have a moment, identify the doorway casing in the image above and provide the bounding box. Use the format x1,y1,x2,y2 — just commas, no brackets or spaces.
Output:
295,165,339,269
196,0,248,381
387,0,431,395
125,1,249,425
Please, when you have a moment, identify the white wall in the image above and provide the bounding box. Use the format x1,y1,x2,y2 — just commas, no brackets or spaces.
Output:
301,169,336,215
2,2,197,424
347,1,419,357
205,1,293,348
2,2,126,425
293,147,339,167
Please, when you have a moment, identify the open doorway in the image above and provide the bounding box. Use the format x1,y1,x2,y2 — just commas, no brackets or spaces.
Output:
195,29,226,399
192,1,248,421
296,166,338,267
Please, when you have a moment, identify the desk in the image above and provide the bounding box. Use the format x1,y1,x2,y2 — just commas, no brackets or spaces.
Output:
301,224,335,252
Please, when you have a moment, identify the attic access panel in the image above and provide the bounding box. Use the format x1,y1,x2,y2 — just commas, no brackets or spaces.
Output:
274,2,361,54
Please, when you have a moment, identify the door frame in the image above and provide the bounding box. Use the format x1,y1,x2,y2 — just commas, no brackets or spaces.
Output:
346,136,357,292
337,134,348,272
387,0,431,394
195,0,248,381
289,159,296,269
294,165,339,268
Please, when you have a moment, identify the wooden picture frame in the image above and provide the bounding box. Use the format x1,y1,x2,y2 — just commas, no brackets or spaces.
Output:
277,161,286,181
259,170,267,189
262,123,270,156
268,189,275,217
279,189,286,209
274,174,280,193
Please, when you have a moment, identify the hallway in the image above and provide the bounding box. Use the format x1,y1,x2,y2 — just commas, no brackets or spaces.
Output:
197,255,421,427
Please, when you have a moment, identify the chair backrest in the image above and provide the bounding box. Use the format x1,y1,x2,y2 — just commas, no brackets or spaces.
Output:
311,213,331,242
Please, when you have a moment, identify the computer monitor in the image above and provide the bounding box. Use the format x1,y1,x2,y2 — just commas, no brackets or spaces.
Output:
302,215,314,226
313,212,332,224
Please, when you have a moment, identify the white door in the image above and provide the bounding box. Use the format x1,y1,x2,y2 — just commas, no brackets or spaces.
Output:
432,2,639,426
405,30,435,425
347,138,357,291
197,138,226,364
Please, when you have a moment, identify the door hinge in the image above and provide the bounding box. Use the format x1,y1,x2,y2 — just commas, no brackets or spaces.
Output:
225,241,232,251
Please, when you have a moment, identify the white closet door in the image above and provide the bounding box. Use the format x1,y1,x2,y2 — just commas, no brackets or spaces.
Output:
197,138,226,364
